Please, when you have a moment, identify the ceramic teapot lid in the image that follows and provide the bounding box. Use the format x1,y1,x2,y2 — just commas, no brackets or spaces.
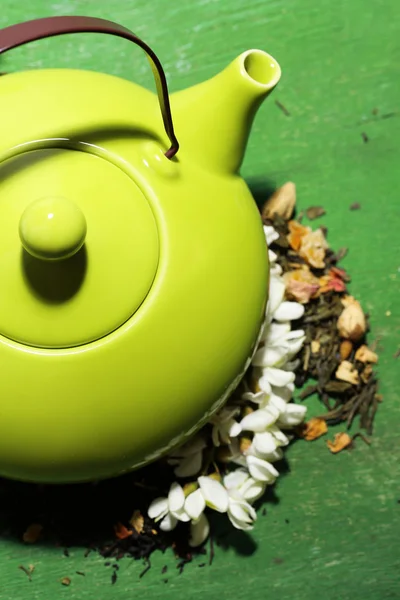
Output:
0,17,179,349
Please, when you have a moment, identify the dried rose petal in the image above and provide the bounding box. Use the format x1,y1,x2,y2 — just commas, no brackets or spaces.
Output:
319,270,347,293
327,432,352,454
284,267,320,304
297,417,328,441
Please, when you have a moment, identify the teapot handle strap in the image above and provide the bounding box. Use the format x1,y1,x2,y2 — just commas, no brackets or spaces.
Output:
0,16,179,159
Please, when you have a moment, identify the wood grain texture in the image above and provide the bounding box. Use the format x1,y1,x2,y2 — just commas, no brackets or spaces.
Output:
0,0,399,598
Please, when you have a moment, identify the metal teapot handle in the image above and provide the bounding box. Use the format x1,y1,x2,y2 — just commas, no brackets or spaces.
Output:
0,16,179,159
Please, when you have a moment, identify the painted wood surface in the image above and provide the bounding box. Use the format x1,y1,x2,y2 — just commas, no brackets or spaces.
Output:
0,0,399,598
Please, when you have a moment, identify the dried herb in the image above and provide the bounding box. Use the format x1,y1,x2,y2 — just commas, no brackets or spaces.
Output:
305,206,326,220
18,565,34,581
275,99,290,116
265,212,380,436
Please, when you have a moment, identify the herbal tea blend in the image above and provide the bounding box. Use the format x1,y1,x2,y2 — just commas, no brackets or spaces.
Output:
0,183,380,583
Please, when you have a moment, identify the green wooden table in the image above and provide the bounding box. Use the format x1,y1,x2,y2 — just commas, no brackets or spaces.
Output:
0,1,399,598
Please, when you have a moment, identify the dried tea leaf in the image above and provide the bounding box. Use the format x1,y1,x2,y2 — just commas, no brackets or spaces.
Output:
335,247,348,262
22,524,43,544
114,523,133,540
340,340,353,360
355,345,378,364
299,384,319,400
336,360,360,385
361,364,373,383
324,380,352,393
305,206,326,220
327,432,352,453
262,182,296,220
297,417,328,441
129,510,145,535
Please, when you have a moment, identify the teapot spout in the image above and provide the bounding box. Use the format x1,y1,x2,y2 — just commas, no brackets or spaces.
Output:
170,49,281,173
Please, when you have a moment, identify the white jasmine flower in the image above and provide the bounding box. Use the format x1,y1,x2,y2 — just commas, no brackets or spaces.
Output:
257,322,305,362
168,435,206,478
148,482,190,531
227,495,257,531
269,249,282,276
210,406,242,446
189,513,210,547
239,407,280,433
246,455,279,483
258,367,295,394
264,225,280,246
273,301,305,322
266,276,286,321
277,403,307,427
198,476,229,512
224,469,266,503
223,470,264,530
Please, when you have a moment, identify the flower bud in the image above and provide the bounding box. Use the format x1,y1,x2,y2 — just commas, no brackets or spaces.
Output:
262,182,296,220
337,296,366,341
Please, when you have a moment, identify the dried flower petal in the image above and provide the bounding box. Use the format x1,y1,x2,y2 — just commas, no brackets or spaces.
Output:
22,524,43,544
336,360,360,385
319,268,347,293
298,228,329,269
262,182,296,220
129,510,144,535
311,340,320,354
114,523,133,540
337,296,366,341
283,267,320,304
327,432,352,454
287,220,311,251
355,345,378,363
297,417,328,441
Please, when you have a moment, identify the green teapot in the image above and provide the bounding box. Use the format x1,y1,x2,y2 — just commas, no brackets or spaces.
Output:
0,16,281,483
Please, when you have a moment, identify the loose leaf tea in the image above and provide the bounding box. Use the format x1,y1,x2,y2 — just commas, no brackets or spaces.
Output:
263,210,380,436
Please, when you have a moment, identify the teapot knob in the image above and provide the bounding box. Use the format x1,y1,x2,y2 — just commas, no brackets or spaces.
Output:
19,197,87,261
